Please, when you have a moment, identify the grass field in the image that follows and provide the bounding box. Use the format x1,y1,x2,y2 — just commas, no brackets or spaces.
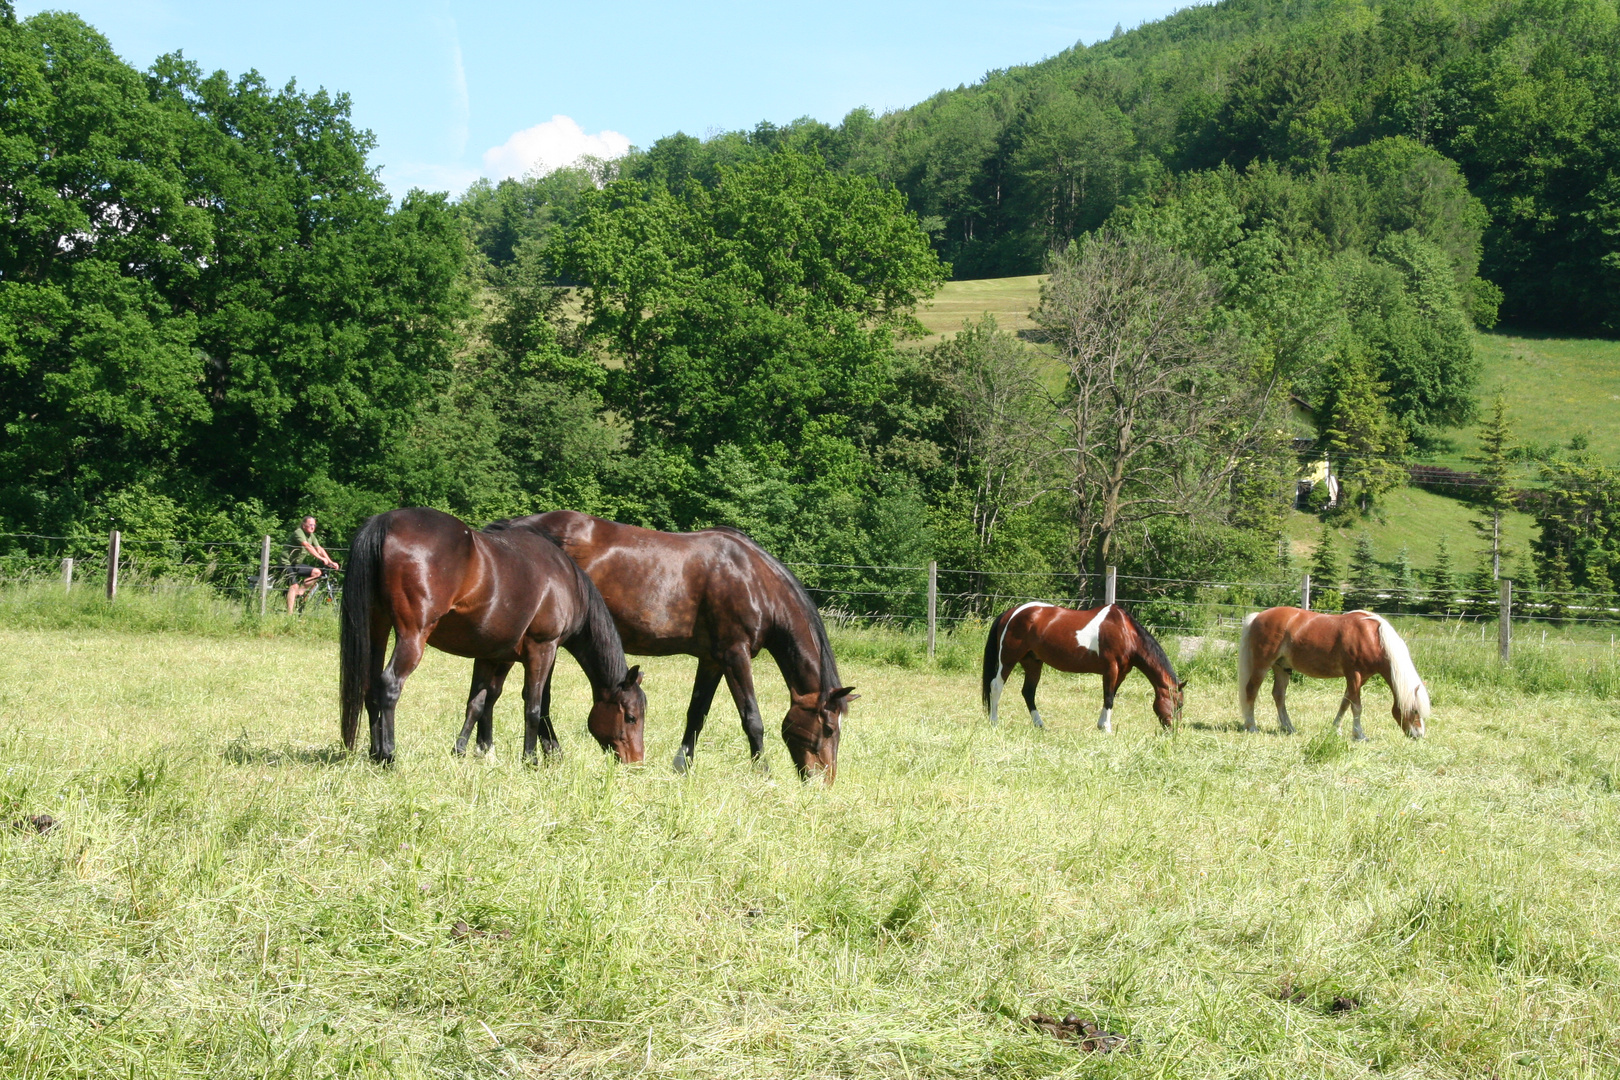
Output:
1283,486,1538,573
1463,332,1620,465
3,613,1620,1078
914,275,1046,344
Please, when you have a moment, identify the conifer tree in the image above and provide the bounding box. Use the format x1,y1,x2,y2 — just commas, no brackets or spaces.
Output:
1347,532,1381,610
1428,534,1457,616
1467,391,1516,578
1541,543,1574,624
1392,546,1415,613
1324,357,1408,515
1309,522,1343,612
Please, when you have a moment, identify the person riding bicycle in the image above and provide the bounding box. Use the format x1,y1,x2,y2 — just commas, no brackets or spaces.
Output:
287,515,340,613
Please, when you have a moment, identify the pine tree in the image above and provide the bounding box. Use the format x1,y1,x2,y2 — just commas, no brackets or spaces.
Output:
1309,522,1344,612
1324,357,1408,516
1347,532,1381,611
1465,554,1496,620
1428,534,1457,616
1541,543,1574,624
1467,391,1516,578
1391,546,1416,613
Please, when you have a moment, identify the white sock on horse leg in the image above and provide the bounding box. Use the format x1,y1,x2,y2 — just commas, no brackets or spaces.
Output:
1352,701,1366,741
1029,708,1043,728
1097,706,1113,732
987,674,1003,725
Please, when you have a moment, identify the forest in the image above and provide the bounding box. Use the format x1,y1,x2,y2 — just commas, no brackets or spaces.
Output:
1,0,1617,614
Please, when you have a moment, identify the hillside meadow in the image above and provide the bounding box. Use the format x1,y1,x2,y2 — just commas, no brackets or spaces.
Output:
2,616,1619,1078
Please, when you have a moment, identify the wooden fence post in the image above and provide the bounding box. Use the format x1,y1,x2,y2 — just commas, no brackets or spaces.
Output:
258,535,272,617
61,557,73,592
105,530,120,601
1302,573,1311,611
1104,565,1117,606
926,560,937,661
1498,578,1512,663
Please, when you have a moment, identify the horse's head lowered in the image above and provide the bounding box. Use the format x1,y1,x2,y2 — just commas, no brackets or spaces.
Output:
588,666,647,762
1395,681,1430,739
1154,678,1188,729
782,686,858,784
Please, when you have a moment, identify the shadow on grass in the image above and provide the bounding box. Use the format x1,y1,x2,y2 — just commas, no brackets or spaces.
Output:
222,736,348,767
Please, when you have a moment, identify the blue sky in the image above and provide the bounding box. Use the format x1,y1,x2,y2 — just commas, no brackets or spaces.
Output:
19,0,1191,200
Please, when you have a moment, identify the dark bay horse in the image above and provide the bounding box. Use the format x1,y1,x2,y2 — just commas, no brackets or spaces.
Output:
981,602,1185,731
1238,607,1429,739
338,508,646,764
521,511,856,783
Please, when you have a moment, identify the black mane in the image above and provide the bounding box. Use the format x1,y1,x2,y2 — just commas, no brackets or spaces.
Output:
1121,606,1177,682
708,526,839,694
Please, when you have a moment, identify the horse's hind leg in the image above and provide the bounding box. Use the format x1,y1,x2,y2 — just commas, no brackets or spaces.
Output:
519,641,561,763
369,628,427,764
673,662,724,773
454,659,513,757
1272,665,1295,735
1019,658,1045,728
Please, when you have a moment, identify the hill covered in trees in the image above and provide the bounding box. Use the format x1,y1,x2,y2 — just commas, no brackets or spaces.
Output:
3,0,1618,614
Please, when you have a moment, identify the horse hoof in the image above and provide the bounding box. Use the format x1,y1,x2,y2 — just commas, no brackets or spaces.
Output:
1354,734,1370,743
672,749,691,774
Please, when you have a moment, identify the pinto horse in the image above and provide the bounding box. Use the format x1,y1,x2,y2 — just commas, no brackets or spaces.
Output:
981,602,1185,732
521,511,856,783
1238,607,1429,739
338,508,647,764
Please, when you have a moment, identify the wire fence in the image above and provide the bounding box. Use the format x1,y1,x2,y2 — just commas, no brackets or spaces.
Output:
2,532,1616,653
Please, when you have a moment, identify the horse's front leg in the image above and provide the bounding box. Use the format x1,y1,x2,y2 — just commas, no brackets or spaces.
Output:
673,661,724,773
454,658,513,756
1346,671,1367,741
519,640,561,764
1019,658,1045,728
1272,665,1295,735
721,648,768,773
1098,664,1123,733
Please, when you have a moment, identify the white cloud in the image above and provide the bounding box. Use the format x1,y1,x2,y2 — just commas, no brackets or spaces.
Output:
482,116,631,181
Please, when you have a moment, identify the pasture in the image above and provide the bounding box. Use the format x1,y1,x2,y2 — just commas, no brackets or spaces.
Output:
3,618,1620,1078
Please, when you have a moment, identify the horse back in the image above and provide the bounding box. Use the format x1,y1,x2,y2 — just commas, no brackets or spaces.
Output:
1005,602,1117,675
1251,606,1383,679
381,508,583,659
526,511,775,656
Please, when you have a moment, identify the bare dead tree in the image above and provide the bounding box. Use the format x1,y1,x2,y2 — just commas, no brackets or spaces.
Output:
933,317,1056,550
1031,232,1284,587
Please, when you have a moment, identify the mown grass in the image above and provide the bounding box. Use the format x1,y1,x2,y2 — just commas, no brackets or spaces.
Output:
3,612,1620,1077
1461,331,1620,465
1283,485,1538,571
913,275,1046,345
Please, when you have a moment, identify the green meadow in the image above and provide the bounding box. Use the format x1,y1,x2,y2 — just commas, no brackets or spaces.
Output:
2,606,1619,1078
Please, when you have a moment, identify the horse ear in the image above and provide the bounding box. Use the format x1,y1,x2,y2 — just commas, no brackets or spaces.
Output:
826,686,859,707
1178,679,1188,690
622,665,643,689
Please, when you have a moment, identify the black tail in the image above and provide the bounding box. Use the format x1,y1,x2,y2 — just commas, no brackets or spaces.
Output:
981,608,1016,710
340,513,390,750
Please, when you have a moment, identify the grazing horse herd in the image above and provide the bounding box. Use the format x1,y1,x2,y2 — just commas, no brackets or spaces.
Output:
339,508,1430,785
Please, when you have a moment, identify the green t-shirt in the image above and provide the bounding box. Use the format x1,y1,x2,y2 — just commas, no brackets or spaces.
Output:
289,528,321,566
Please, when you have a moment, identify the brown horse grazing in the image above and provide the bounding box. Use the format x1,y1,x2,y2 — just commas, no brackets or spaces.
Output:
519,511,856,783
981,602,1185,732
1238,607,1429,740
338,508,647,764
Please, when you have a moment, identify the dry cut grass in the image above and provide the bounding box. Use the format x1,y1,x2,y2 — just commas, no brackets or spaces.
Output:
2,626,1620,1077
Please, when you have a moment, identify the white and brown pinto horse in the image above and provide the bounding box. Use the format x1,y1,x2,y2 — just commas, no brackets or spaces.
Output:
981,602,1185,732
1238,607,1429,740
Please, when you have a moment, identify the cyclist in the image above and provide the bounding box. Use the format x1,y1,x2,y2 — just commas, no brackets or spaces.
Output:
287,515,340,613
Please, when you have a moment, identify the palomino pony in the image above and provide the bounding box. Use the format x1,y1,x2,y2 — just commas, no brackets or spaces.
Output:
1237,607,1429,739
522,511,856,783
338,508,647,764
981,602,1185,731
